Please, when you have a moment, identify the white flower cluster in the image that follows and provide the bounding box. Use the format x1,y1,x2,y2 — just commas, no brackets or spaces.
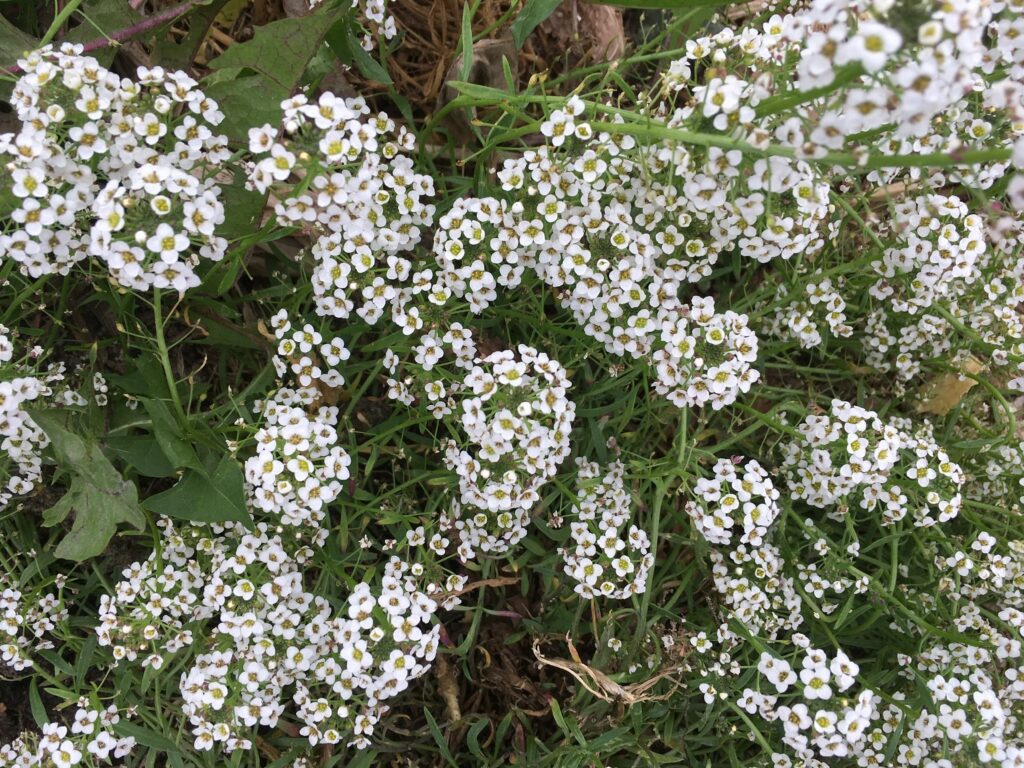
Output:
0,326,66,512
2,45,230,290
872,533,1024,767
664,0,1019,188
308,0,397,50
782,399,965,527
689,458,780,547
98,516,450,752
441,344,575,559
651,297,760,410
243,312,353,529
560,458,653,599
757,646,874,760
431,196,527,314
424,98,769,412
0,704,135,768
0,579,65,673
709,544,803,639
247,94,435,330
763,277,852,350
869,194,985,315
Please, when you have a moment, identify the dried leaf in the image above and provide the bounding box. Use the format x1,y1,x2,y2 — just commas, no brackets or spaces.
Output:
916,356,986,416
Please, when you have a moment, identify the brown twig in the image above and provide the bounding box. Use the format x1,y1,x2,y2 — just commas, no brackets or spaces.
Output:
2,0,199,75
436,575,520,600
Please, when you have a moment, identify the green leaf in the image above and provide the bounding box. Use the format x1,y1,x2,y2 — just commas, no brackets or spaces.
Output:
62,0,142,67
217,173,266,241
29,678,47,727
74,635,98,687
346,27,392,85
106,435,177,478
143,452,253,527
29,409,146,561
139,397,203,472
112,720,183,756
204,3,345,140
0,15,38,71
458,3,473,82
510,0,561,49
208,3,344,88
203,70,289,142
28,410,88,466
151,0,232,70
49,476,145,561
324,19,393,86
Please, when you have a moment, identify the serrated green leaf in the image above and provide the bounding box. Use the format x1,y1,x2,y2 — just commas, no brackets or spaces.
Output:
27,410,88,465
51,476,145,561
510,0,561,49
29,409,146,561
143,453,252,527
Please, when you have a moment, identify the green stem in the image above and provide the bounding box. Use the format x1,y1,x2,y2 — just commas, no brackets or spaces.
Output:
40,0,84,46
152,288,187,424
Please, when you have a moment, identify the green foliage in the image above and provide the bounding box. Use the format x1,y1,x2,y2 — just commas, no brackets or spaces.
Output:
29,409,145,561
510,0,561,49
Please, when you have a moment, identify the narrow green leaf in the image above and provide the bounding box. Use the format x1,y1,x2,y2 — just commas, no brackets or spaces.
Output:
423,707,459,768
459,3,473,82
29,679,47,727
346,27,392,85
112,721,183,756
510,0,560,49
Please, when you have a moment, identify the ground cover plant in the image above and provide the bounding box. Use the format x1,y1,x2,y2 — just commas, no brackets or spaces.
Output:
1,0,1024,765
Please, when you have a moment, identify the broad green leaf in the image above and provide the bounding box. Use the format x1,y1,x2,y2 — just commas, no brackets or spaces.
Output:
217,173,266,241
204,4,345,140
139,397,203,472
510,0,561,49
49,475,145,561
0,15,37,67
208,3,344,89
203,69,289,142
143,452,253,527
106,435,177,478
29,409,146,561
151,0,233,70
27,410,88,466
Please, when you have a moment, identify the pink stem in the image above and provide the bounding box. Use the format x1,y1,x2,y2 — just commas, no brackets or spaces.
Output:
2,0,198,76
